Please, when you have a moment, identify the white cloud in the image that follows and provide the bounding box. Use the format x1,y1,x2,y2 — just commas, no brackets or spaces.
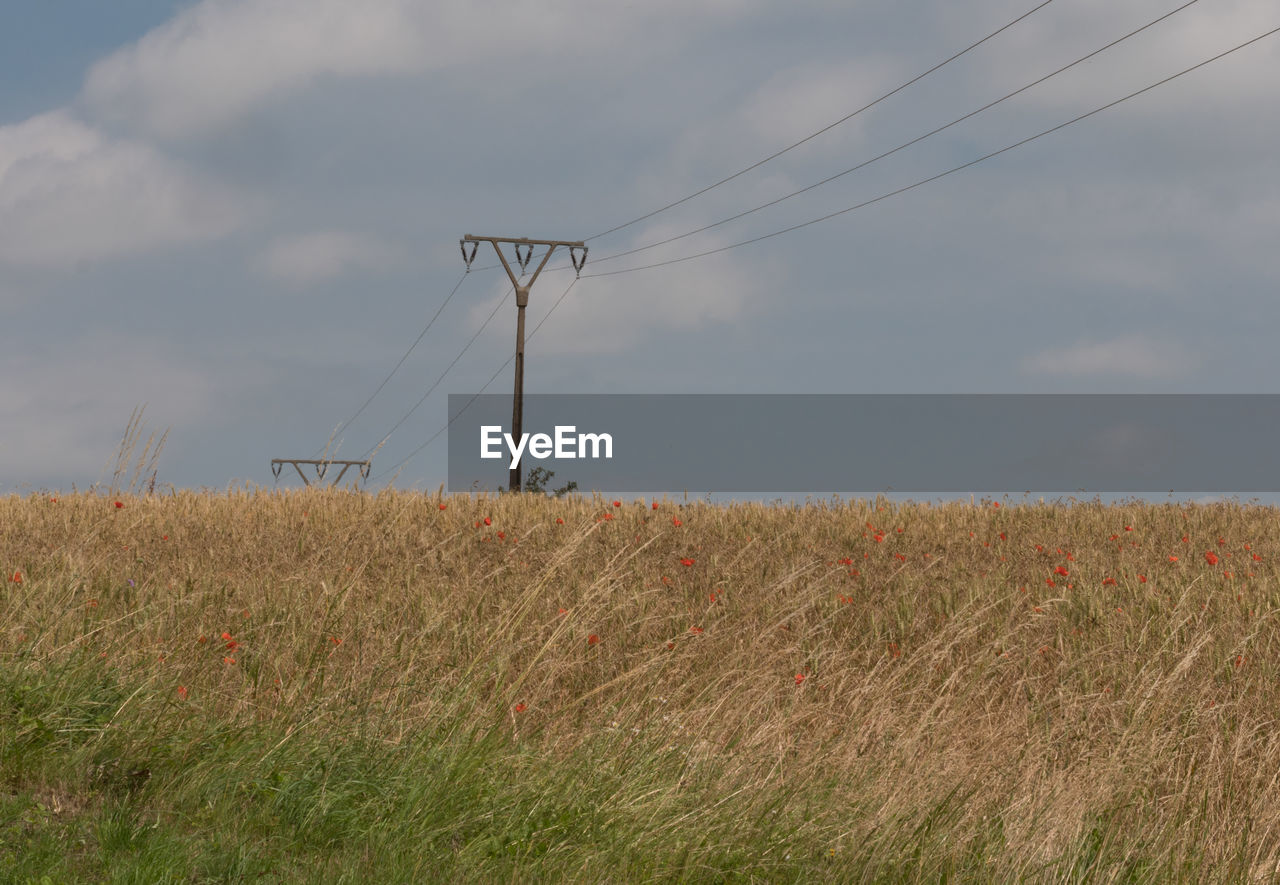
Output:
735,56,899,159
82,0,766,140
254,231,406,285
83,0,429,139
1020,334,1196,380
0,110,252,267
0,335,217,486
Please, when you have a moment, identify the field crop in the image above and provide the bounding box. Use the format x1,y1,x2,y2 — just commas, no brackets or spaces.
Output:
3,489,1280,882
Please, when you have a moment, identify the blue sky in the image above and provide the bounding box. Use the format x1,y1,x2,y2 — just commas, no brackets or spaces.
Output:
2,0,1277,496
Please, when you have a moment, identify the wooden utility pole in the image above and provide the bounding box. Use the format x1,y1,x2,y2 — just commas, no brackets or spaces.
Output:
461,235,587,491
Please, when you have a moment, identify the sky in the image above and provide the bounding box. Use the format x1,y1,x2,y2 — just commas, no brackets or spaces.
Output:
1,0,1278,498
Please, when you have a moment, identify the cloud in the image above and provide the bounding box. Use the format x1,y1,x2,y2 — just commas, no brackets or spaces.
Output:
83,0,430,139
0,334,217,487
1020,334,1195,380
0,110,252,267
672,56,899,176
958,0,1279,117
82,0,766,140
254,231,407,285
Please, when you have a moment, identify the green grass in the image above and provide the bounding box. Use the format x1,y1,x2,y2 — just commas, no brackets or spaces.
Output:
0,653,851,882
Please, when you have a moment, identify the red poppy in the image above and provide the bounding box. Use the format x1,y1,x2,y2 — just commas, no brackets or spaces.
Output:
795,673,805,685
9,572,20,584
690,626,704,634
114,501,123,509
1055,566,1069,577
652,501,659,510
514,702,526,713
672,517,682,527
438,503,447,511
612,500,621,508
587,634,600,646
680,557,695,567
556,517,564,524
1138,575,1147,583
1102,577,1116,586
483,516,492,526
1169,555,1179,562
177,686,188,701
1205,551,1220,566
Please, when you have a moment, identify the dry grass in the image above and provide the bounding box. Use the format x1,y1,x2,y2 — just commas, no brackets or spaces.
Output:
3,489,1280,880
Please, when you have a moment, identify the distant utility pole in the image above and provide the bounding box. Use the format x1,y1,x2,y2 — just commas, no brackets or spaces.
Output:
271,458,371,488
461,234,587,492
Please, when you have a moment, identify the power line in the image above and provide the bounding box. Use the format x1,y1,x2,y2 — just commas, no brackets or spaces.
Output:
582,24,1280,280
588,0,1205,268
370,19,1280,486
368,22,1279,484
311,269,470,458
584,0,1058,243
358,282,514,461
370,278,580,483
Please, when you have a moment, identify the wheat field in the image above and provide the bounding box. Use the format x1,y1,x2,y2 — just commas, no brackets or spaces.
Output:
3,489,1280,882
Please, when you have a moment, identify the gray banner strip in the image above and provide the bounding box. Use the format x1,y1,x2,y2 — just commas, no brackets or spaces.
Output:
446,394,1280,493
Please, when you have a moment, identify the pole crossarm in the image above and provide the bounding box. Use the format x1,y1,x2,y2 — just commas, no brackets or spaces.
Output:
461,235,587,282
460,234,587,492
271,458,372,487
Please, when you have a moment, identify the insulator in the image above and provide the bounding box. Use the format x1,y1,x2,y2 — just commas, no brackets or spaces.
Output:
515,244,532,271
